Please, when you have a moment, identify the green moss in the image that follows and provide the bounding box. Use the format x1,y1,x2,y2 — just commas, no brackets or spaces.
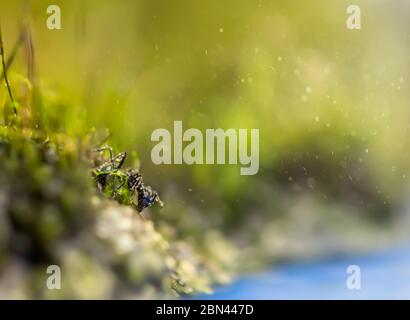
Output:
0,83,234,298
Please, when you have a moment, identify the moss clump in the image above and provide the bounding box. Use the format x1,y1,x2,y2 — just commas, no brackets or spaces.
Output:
0,125,233,298
0,24,234,296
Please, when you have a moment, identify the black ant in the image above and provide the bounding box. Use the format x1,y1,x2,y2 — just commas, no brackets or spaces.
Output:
92,146,163,212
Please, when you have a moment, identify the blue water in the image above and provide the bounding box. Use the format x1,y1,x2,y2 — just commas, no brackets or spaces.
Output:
199,244,410,299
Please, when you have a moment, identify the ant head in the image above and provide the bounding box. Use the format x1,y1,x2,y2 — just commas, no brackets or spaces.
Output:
143,189,163,209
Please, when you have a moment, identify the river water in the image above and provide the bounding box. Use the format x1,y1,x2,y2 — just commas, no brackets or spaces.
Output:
199,243,410,299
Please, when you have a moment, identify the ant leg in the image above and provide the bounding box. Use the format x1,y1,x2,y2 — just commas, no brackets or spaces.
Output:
95,146,114,161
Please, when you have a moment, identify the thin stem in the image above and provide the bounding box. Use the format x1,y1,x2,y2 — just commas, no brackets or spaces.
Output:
0,28,24,81
0,23,17,116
